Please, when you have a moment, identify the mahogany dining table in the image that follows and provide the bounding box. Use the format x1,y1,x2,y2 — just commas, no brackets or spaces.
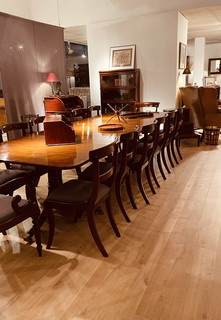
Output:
0,112,165,192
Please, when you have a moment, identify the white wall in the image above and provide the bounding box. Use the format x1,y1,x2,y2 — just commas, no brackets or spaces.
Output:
177,12,188,89
87,11,187,110
187,42,221,90
193,37,206,86
205,43,221,89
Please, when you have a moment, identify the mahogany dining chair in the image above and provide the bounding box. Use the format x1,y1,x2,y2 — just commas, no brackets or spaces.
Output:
127,122,158,205
0,172,42,256
0,188,42,256
77,131,138,222
43,141,119,257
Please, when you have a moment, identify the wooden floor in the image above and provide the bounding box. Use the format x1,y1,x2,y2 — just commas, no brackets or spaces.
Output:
1,138,221,320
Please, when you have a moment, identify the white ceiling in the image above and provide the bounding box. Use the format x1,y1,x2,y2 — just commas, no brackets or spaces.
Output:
64,6,221,46
64,25,87,45
182,6,221,44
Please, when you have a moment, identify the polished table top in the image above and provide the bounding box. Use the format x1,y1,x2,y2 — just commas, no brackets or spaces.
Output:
0,113,165,169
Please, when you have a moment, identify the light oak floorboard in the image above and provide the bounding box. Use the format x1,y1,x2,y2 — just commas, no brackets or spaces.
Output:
1,139,221,319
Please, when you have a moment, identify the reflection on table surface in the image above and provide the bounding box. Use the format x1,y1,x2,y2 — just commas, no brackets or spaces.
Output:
0,113,165,169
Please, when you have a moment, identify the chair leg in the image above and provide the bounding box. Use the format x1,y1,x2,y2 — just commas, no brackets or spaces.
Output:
161,147,171,174
46,207,55,249
86,209,109,257
25,181,37,203
2,230,7,235
197,135,200,147
175,137,183,160
115,179,131,222
32,217,42,257
105,197,121,236
145,165,156,194
150,158,160,188
125,173,137,209
171,139,179,164
34,176,40,187
136,169,150,204
157,153,166,180
167,144,174,167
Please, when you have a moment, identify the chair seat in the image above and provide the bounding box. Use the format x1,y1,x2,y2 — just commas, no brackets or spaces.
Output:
0,169,29,185
0,194,27,223
45,179,110,204
8,164,47,176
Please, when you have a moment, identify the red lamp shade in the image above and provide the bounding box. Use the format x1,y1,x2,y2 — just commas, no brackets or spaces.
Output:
45,72,58,82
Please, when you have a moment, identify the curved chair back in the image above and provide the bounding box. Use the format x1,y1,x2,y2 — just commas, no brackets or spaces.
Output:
134,102,160,112
117,131,137,177
1,122,28,140
139,123,157,166
88,141,118,202
163,111,176,147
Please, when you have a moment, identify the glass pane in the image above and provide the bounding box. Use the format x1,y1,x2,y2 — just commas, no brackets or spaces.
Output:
102,72,135,87
210,59,221,74
102,89,135,102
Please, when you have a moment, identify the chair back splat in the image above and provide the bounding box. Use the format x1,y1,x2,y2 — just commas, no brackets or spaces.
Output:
88,142,118,201
134,102,160,112
1,122,28,140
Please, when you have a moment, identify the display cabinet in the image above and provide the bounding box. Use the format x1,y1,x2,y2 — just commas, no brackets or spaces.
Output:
99,69,140,114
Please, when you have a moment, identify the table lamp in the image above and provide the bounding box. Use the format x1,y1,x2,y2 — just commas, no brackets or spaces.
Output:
46,72,58,95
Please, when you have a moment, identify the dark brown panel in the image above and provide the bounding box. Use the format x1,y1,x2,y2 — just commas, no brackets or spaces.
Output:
0,12,67,123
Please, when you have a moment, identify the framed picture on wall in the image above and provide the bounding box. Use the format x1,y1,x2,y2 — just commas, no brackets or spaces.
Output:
110,45,136,70
179,42,186,69
203,76,216,87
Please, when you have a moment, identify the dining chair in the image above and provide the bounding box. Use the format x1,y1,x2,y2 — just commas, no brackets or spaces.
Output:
147,115,168,191
0,188,42,256
127,122,158,205
43,141,119,257
160,110,176,174
21,113,38,122
114,131,138,222
170,106,185,163
77,131,138,222
1,122,48,186
29,115,45,134
89,105,100,116
71,107,90,121
134,102,160,112
0,173,42,256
